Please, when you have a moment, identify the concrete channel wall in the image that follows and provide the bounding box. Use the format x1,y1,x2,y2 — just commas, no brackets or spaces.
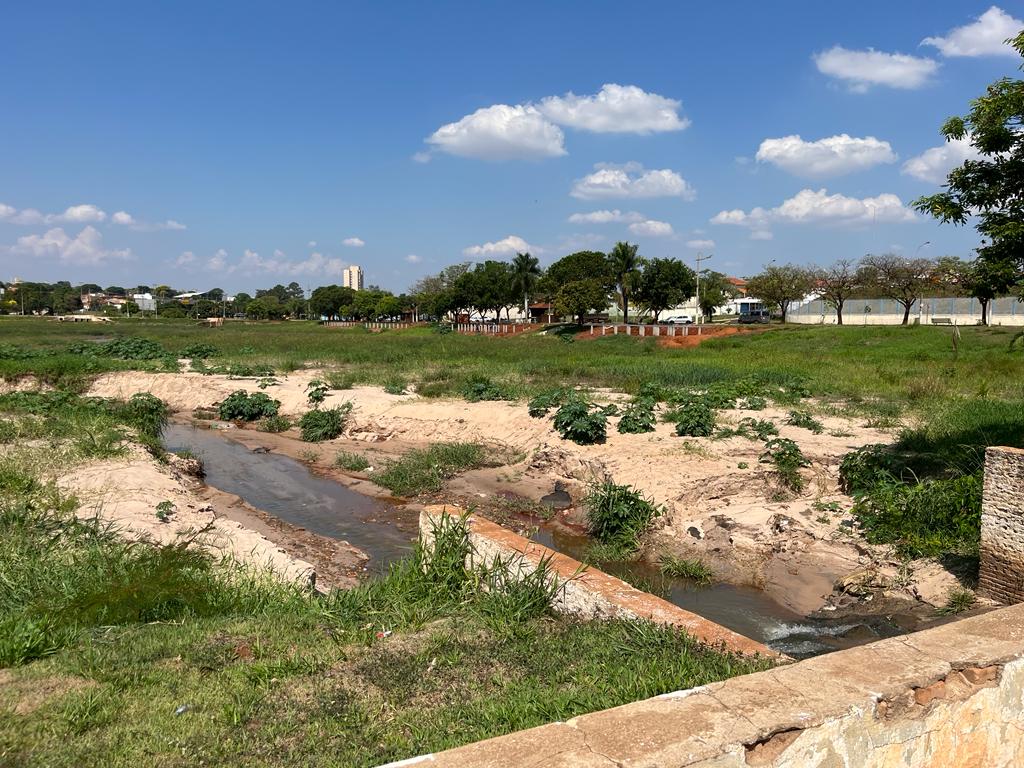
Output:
979,446,1024,603
418,506,774,657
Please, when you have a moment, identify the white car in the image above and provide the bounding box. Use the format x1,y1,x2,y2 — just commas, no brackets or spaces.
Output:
662,314,694,324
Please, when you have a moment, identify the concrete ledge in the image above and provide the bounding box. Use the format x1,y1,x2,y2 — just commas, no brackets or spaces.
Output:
420,505,775,658
382,603,1024,767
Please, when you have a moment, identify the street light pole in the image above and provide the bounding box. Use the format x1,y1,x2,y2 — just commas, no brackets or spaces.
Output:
694,252,713,323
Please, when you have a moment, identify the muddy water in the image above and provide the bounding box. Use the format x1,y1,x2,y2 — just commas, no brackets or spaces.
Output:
162,423,415,569
162,423,901,658
530,527,905,658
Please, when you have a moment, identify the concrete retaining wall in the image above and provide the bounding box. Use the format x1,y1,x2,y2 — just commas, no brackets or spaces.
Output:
980,447,1024,603
383,603,1024,767
418,506,774,657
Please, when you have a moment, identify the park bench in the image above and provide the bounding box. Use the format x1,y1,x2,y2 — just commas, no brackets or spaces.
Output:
932,317,952,325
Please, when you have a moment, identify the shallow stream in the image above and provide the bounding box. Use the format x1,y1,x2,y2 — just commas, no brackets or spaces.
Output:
163,423,906,658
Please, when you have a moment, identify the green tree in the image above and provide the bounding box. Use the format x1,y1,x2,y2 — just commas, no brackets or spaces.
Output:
539,251,612,296
696,271,734,321
309,285,355,319
606,242,641,325
914,31,1024,282
934,255,1020,325
810,259,861,325
375,293,403,319
858,254,935,325
636,258,696,322
554,279,608,324
746,264,814,323
510,252,542,318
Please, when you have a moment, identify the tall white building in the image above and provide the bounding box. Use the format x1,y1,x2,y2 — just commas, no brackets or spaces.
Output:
343,265,364,291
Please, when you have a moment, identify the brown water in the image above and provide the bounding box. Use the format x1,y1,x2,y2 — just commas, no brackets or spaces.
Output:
162,423,416,570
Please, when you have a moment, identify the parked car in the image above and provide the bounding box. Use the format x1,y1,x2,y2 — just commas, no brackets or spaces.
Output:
661,313,694,324
738,310,771,324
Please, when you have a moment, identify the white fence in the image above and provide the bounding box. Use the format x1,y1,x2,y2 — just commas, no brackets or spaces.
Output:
788,296,1024,326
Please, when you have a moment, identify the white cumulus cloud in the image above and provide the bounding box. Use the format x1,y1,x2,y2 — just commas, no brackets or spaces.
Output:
901,137,983,183
59,204,107,223
207,249,229,271
570,163,695,200
813,46,938,91
174,251,197,267
463,235,536,257
756,134,897,177
686,239,715,249
711,188,917,231
343,237,365,247
628,220,674,237
538,83,689,134
11,226,131,265
923,6,1023,57
567,209,646,224
405,254,422,264
426,104,566,161
0,201,183,230
112,211,135,225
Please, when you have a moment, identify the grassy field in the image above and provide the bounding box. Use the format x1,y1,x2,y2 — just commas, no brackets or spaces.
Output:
0,400,768,765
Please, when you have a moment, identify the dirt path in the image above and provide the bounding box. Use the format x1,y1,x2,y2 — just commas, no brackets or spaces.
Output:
87,370,964,615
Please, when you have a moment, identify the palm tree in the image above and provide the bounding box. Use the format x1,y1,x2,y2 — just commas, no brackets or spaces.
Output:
510,252,541,321
608,241,641,325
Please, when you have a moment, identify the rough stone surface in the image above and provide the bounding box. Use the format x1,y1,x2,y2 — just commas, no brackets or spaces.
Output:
382,587,1024,767
419,505,775,657
979,446,1024,603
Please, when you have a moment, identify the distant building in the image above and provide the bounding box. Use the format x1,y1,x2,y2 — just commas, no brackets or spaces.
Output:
343,265,364,291
133,293,156,312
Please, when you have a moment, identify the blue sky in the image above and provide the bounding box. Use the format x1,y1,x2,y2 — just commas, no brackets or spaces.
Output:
1,1,1022,292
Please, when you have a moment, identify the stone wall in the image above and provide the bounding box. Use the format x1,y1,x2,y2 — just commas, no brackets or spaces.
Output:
382,604,1024,768
979,446,1024,603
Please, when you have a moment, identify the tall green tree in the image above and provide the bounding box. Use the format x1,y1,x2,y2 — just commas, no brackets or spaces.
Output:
607,242,641,325
746,264,814,323
510,252,542,318
914,31,1024,282
636,258,696,321
554,279,609,324
696,271,735,321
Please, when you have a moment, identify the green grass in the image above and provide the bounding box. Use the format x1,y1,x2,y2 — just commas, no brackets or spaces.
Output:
374,442,500,496
334,450,370,472
935,587,977,616
584,482,663,558
658,555,714,584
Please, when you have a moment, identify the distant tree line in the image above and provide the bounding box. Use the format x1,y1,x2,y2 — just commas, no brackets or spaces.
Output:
745,254,1023,326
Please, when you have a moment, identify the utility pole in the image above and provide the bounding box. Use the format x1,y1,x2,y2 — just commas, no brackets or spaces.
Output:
694,252,713,323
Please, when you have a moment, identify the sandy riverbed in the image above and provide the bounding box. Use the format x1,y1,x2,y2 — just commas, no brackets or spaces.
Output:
85,370,965,616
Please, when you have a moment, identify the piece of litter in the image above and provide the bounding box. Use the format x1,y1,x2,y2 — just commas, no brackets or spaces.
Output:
174,705,190,716
375,630,393,639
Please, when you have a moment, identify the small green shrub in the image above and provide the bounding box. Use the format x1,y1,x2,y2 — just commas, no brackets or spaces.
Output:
217,391,280,421
668,402,716,437
326,371,356,390
760,437,809,492
715,417,777,441
584,481,663,556
334,451,370,472
740,396,767,410
299,403,352,442
383,376,407,395
257,415,291,433
839,444,902,495
155,501,175,523
306,379,329,408
375,443,493,496
553,399,607,444
936,587,977,616
786,410,824,434
461,375,515,403
617,400,656,434
658,554,714,584
179,343,219,359
527,388,571,418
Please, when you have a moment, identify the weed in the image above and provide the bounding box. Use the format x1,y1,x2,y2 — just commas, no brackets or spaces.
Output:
617,400,656,434
760,438,809,492
584,481,663,556
218,391,280,422
737,461,749,469
668,402,716,438
739,395,767,410
306,379,329,408
715,417,777,441
335,451,370,472
299,403,352,442
552,398,607,445
155,501,175,523
461,375,516,402
658,554,714,584
179,343,219,359
326,371,356,390
383,376,407,395
527,388,571,418
838,444,902,495
375,443,496,496
257,415,292,433
935,587,977,616
786,410,824,434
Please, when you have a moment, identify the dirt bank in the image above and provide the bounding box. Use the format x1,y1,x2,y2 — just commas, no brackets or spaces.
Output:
57,445,364,589
86,370,965,616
